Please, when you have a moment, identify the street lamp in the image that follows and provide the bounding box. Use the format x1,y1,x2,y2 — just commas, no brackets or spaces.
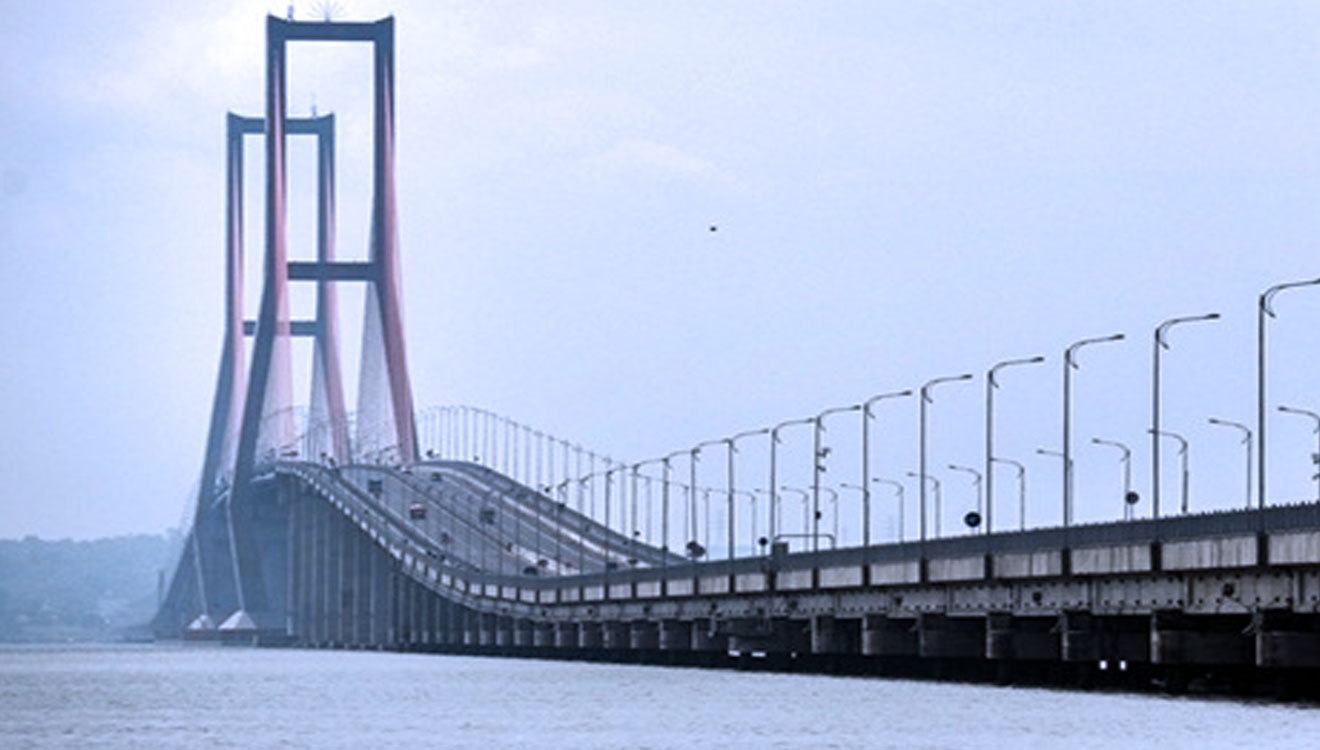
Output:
661,449,689,569
920,374,972,544
986,356,1044,534
631,457,665,559
722,428,768,562
1259,278,1320,511
1152,314,1218,522
1063,334,1125,526
1207,418,1252,510
990,457,1027,531
872,478,906,542
1276,406,1320,501
861,389,912,549
1036,448,1072,526
1149,429,1190,514
813,404,860,552
820,486,839,547
779,486,810,550
907,471,943,538
948,464,983,532
690,439,725,560
1091,437,1134,519
769,417,813,548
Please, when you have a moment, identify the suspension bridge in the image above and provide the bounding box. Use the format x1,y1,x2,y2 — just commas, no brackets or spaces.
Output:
155,14,1320,695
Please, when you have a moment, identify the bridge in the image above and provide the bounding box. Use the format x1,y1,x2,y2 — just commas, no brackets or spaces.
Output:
156,15,1320,695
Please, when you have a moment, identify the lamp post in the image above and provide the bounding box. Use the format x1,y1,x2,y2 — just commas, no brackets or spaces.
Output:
690,439,725,560
813,404,860,552
1207,418,1252,510
1260,279,1320,513
661,449,688,572
839,482,866,544
920,374,972,544
1090,437,1134,519
872,478,906,542
948,464,983,533
1036,448,1072,527
1276,406,1320,501
862,389,912,549
1149,429,1190,514
907,471,942,538
819,486,839,547
990,457,1026,531
986,356,1044,534
769,417,813,549
778,486,810,550
722,429,768,562
1152,314,1218,524
1063,334,1124,526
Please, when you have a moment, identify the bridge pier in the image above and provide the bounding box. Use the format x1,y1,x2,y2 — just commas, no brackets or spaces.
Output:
1254,611,1320,668
861,615,917,656
984,613,1060,661
533,621,555,648
659,619,690,652
514,618,535,648
477,613,497,646
309,498,327,645
602,621,630,651
578,621,603,650
554,622,579,649
330,509,348,646
629,620,659,650
1150,611,1252,667
810,615,840,654
494,615,514,647
917,614,983,660
690,617,722,652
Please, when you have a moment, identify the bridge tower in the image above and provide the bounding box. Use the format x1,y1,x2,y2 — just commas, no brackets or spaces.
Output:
159,16,417,638
234,15,416,494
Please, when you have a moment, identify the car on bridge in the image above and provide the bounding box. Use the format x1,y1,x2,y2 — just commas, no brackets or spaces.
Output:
408,502,426,520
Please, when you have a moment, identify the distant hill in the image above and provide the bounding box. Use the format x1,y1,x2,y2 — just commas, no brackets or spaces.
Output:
0,533,180,642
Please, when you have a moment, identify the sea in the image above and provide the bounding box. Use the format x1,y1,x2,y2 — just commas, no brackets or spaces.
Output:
1,643,1317,749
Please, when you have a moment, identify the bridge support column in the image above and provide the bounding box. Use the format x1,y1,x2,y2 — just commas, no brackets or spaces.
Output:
291,495,311,644
1059,611,1097,662
478,613,497,646
917,614,983,659
659,619,691,651
690,618,722,652
862,615,917,656
1150,611,1252,666
811,615,840,654
985,614,1060,661
371,544,393,648
495,616,514,647
630,621,659,650
310,499,327,645
397,577,413,646
578,622,603,649
350,533,370,646
602,621,630,650
1253,611,1320,668
328,510,346,646
514,619,535,648
554,622,579,649
533,622,555,648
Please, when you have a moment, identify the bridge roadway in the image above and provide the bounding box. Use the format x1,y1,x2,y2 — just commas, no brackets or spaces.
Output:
208,460,1320,691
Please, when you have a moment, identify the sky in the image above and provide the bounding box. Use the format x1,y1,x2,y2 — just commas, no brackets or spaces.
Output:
3,1,1320,541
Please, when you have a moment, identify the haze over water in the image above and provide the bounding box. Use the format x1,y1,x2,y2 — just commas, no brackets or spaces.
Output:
1,645,1316,749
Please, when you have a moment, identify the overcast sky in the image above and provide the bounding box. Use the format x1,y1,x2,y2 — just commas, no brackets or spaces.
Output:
3,1,1320,540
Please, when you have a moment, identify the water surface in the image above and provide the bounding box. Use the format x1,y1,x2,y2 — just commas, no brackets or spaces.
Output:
1,644,1315,749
